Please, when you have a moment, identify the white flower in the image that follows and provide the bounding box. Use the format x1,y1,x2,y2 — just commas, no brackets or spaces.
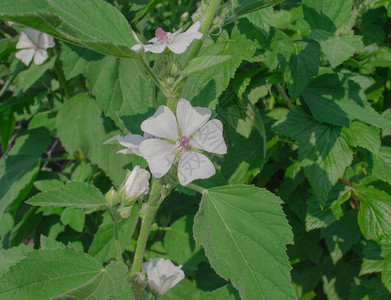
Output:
15,28,55,66
143,258,185,295
120,166,150,201
117,133,155,156
138,98,227,185
131,22,203,54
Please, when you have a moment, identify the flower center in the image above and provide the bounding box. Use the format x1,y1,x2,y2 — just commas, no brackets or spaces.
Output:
155,28,168,44
32,43,39,51
176,136,190,148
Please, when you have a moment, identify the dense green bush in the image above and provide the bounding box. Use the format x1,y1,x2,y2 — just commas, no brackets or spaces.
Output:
0,0,391,299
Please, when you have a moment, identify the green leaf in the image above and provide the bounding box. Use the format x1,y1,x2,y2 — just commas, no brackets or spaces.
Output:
60,261,134,300
118,74,156,134
305,184,348,231
368,146,391,183
350,277,391,300
86,56,145,128
273,106,353,200
356,185,391,243
303,0,352,32
181,27,257,102
320,210,361,264
0,128,51,219
13,56,56,92
56,93,131,185
360,241,391,276
182,55,232,77
302,73,391,131
382,253,391,293
284,40,321,100
316,34,364,68
245,7,273,35
88,209,139,262
193,185,294,300
0,247,102,299
27,182,106,214
0,245,34,277
60,208,85,232
0,0,138,58
164,215,205,271
342,121,381,154
234,0,285,17
60,42,103,80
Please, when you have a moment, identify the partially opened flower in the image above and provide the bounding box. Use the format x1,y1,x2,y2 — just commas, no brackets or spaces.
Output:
131,21,202,54
138,98,227,185
120,166,150,203
15,28,55,66
143,258,185,295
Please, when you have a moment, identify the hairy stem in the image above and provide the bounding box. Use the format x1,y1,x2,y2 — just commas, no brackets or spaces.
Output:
140,57,170,98
130,178,164,275
185,0,221,66
113,221,123,262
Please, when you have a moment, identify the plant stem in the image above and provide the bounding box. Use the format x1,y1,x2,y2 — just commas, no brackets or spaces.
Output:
130,178,163,275
139,57,170,98
186,183,206,194
184,0,221,66
113,221,123,262
276,83,294,110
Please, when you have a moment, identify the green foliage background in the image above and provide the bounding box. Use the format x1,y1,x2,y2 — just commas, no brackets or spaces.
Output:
0,0,391,299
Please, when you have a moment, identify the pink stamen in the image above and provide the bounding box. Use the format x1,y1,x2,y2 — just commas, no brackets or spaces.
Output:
32,43,39,51
176,136,190,148
155,27,168,44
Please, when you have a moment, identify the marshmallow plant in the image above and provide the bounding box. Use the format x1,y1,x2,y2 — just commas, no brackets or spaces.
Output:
0,0,306,299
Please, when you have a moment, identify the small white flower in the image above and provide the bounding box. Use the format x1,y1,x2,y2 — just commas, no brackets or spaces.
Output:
117,133,156,156
15,28,55,66
143,258,185,295
131,22,203,54
139,98,227,185
120,166,150,201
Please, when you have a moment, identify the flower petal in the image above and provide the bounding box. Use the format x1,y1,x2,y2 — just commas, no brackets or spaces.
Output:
190,119,227,154
33,49,48,65
167,22,203,54
178,150,215,185
15,49,35,66
38,33,55,49
139,139,178,178
16,32,33,49
176,98,211,137
141,105,179,140
142,43,167,53
117,134,144,156
25,28,41,45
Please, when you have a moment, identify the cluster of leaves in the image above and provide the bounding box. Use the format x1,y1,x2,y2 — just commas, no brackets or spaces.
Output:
0,0,391,299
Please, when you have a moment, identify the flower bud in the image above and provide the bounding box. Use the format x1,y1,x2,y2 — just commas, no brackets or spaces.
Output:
143,258,185,295
105,187,120,206
117,206,132,219
120,166,150,204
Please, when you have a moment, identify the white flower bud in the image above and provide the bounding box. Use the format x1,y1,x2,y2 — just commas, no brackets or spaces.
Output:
143,258,185,295
120,166,150,203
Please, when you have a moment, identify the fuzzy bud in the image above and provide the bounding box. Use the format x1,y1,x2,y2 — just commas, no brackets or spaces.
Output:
105,187,120,206
120,166,150,204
